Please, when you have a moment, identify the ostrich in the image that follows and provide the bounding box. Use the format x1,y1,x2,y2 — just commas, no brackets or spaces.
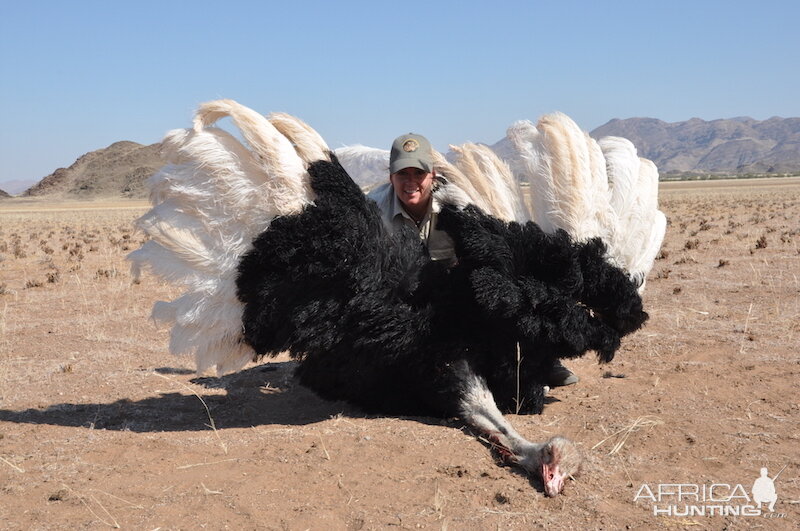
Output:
129,99,654,496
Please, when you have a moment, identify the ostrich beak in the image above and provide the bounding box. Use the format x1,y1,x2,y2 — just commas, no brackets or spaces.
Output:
541,462,567,496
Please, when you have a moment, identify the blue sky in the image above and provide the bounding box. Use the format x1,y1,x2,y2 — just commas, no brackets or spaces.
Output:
1,0,799,188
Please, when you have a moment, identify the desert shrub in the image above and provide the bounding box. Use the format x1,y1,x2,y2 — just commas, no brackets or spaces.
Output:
698,219,714,232
95,268,117,279
67,243,84,261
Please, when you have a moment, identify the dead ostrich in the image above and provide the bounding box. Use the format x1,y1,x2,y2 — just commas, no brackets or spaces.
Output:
129,99,661,496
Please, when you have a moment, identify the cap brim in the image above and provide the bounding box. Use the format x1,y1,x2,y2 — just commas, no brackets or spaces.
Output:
390,156,432,174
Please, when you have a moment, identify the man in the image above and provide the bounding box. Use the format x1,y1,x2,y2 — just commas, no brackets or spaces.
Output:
367,133,456,263
368,132,578,387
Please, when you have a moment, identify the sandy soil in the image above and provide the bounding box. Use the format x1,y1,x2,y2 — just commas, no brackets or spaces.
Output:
1,180,798,530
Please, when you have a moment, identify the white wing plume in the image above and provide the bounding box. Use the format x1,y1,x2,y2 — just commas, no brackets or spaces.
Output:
503,113,611,241
446,143,528,222
268,111,329,164
484,114,665,291
129,99,315,374
599,137,666,288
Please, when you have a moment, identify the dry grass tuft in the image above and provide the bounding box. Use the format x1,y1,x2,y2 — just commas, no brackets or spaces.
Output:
592,416,664,455
0,455,25,473
61,484,121,529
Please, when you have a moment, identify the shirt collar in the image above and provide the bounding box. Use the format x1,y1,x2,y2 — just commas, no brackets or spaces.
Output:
392,191,432,226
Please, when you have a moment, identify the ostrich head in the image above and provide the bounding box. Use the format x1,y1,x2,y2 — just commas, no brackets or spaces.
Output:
515,436,582,496
539,436,582,496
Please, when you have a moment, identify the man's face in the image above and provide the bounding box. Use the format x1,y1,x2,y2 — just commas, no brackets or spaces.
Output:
390,167,434,212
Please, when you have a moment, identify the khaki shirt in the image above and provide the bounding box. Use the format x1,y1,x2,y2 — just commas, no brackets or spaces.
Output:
367,183,456,263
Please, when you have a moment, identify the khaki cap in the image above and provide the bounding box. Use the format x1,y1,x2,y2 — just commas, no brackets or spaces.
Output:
390,133,434,174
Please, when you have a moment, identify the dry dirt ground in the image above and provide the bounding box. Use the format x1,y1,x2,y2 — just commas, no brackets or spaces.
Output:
1,179,798,530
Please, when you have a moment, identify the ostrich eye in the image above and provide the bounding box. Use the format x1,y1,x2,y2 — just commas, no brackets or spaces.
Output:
542,446,553,462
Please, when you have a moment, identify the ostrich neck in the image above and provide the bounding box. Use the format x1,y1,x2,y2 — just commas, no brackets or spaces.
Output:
458,370,544,471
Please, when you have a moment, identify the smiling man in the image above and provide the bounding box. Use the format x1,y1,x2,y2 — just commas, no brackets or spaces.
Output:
367,133,456,263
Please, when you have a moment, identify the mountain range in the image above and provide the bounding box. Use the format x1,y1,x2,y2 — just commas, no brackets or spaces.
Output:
1,116,798,198
590,116,800,175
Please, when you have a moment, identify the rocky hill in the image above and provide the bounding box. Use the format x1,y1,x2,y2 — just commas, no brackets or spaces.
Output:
591,116,800,175
0,188,11,199
22,141,162,198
